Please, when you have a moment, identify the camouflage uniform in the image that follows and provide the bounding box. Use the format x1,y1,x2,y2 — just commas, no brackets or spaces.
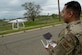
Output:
49,20,82,55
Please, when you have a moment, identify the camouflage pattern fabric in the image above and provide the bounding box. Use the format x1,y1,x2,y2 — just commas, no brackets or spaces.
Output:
49,20,82,55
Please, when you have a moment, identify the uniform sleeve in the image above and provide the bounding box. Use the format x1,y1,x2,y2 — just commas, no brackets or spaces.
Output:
53,32,77,55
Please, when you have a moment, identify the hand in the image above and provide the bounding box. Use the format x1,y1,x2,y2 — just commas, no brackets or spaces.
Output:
45,44,54,55
52,40,58,44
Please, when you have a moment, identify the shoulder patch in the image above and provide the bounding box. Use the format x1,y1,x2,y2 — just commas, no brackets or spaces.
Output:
61,39,74,51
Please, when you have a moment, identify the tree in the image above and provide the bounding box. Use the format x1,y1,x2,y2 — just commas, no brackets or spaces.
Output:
51,14,57,19
22,2,42,21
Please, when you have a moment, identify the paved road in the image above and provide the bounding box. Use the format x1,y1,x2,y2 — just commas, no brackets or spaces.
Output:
0,24,66,55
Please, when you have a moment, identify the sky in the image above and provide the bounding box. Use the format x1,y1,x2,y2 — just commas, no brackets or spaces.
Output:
0,0,82,19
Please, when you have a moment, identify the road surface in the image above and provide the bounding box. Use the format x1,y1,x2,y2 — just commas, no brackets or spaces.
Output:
0,24,66,55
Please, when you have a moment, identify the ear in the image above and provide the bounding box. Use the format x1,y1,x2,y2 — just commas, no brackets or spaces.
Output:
69,11,73,17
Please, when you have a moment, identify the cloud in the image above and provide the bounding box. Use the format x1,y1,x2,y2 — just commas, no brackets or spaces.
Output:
41,0,82,15
0,10,25,19
0,0,82,19
0,0,48,19
9,0,19,5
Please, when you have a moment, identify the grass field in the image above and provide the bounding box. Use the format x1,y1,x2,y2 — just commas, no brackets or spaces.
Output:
0,15,82,35
0,16,64,35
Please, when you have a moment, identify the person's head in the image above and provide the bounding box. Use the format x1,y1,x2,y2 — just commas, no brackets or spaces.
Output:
61,1,81,23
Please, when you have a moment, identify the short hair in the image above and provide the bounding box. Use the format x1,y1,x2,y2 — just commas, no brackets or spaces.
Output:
65,1,81,18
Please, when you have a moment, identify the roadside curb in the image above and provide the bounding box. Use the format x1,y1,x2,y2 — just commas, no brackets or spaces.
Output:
0,24,62,37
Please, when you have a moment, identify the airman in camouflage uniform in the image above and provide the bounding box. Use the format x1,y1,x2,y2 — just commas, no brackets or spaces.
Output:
53,20,82,55
46,1,82,55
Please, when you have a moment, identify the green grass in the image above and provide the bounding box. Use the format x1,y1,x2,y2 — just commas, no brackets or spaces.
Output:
1,14,82,35
0,17,63,35
0,21,12,31
0,21,63,35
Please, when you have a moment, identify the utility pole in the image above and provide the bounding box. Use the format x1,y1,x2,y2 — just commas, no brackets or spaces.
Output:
58,0,61,21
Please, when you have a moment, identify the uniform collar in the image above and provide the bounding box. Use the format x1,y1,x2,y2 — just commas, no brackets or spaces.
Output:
66,20,81,28
68,20,81,25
